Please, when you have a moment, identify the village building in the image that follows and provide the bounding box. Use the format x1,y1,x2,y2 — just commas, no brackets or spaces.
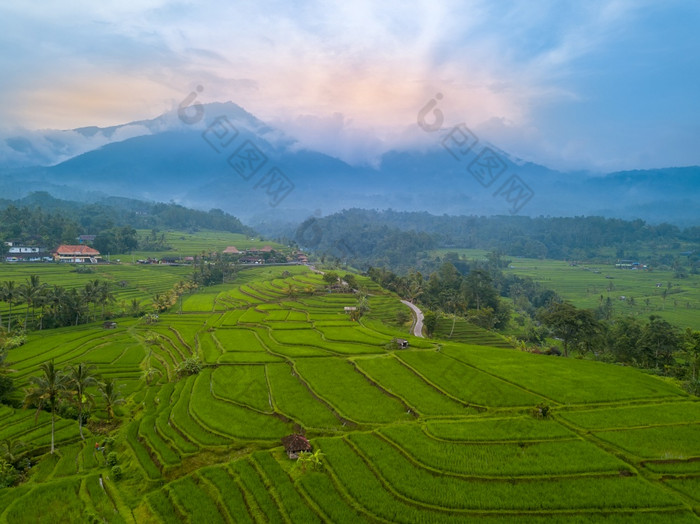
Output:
281,434,311,459
223,246,240,254
393,338,410,349
53,245,102,263
3,242,50,262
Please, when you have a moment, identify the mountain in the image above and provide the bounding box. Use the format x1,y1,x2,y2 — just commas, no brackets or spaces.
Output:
1,102,698,226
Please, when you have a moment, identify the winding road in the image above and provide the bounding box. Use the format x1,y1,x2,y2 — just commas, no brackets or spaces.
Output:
401,300,425,338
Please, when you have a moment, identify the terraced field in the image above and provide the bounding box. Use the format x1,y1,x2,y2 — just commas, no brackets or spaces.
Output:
1,264,699,522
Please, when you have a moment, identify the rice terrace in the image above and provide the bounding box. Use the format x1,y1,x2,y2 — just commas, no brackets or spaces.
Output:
0,240,699,523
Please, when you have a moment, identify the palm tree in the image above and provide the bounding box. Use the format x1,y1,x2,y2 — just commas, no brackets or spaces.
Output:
0,283,5,329
94,280,115,319
98,378,124,420
66,363,99,440
19,275,44,329
81,280,100,321
2,281,19,331
34,286,52,330
24,361,69,454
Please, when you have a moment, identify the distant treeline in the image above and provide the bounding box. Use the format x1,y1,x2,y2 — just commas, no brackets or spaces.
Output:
0,192,254,250
292,209,700,271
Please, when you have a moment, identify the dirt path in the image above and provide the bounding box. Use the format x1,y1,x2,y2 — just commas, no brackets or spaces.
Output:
401,300,424,338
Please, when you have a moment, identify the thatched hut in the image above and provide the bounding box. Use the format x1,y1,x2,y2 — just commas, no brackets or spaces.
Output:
281,434,311,459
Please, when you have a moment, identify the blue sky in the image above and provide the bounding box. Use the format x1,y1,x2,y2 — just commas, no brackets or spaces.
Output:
1,0,698,172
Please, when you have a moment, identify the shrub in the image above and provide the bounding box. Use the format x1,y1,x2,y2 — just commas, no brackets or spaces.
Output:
111,465,123,481
176,357,202,377
684,379,700,396
106,452,118,467
0,459,18,488
0,374,14,403
533,403,552,419
2,334,27,350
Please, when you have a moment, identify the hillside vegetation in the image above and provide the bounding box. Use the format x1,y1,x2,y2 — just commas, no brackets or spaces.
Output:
0,264,699,522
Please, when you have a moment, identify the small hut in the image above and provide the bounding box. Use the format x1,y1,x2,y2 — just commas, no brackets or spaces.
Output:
103,321,118,329
393,338,409,349
281,434,311,459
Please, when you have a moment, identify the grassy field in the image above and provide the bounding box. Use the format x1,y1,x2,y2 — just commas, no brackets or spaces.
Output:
506,256,700,330
425,248,700,331
1,257,700,522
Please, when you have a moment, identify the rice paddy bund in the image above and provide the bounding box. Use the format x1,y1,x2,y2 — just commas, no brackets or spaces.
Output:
1,264,699,523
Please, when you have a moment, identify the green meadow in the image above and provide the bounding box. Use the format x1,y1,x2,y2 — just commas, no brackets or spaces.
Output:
1,261,699,522
506,257,700,330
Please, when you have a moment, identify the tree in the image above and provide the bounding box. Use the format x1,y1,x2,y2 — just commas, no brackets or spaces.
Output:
423,310,438,337
639,316,679,369
322,272,339,288
1,281,19,332
444,290,464,338
682,328,700,382
19,275,44,328
539,302,600,357
0,348,14,404
94,280,115,319
608,317,643,365
343,274,358,290
462,269,498,311
66,363,99,440
98,378,124,420
24,361,69,454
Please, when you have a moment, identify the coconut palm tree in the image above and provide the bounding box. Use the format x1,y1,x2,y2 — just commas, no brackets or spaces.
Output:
1,281,19,332
97,378,124,420
66,363,99,440
24,361,69,454
94,280,115,319
19,275,45,329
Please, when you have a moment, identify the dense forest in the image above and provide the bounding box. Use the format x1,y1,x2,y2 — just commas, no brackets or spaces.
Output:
0,192,254,251
289,209,700,272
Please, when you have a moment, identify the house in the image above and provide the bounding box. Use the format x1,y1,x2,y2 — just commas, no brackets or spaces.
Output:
4,244,48,262
53,245,102,263
281,434,311,459
223,246,240,254
393,338,409,349
103,321,118,329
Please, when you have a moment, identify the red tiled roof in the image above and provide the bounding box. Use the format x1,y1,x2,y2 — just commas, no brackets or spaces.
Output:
223,246,240,254
54,245,100,256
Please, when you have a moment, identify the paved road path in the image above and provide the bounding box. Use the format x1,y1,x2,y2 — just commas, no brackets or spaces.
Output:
401,300,425,338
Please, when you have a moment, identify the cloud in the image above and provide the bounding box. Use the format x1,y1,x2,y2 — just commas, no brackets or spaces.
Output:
0,0,697,172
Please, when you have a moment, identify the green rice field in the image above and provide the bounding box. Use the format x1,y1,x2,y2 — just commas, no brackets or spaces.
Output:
1,260,699,522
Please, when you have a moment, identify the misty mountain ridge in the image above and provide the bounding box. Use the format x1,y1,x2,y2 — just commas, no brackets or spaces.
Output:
0,102,697,226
